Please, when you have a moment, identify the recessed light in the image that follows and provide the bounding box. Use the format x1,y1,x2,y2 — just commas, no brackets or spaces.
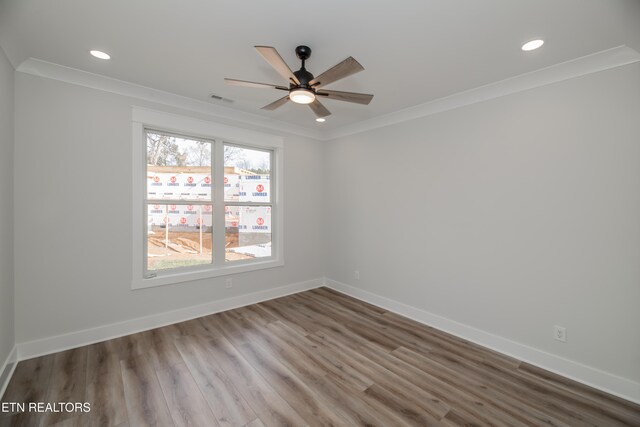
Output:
316,118,326,123
90,50,111,60
521,39,544,52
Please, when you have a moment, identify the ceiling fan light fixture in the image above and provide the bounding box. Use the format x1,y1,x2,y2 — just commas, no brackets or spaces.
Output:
289,88,316,105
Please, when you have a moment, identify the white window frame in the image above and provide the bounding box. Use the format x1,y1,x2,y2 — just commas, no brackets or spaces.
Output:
132,107,284,289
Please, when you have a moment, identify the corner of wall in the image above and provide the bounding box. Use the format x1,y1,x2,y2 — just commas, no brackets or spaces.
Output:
0,346,17,399
0,43,16,399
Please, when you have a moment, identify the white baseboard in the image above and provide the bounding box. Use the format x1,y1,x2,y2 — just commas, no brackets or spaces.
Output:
17,278,323,361
0,346,17,399
324,278,640,405
11,276,639,405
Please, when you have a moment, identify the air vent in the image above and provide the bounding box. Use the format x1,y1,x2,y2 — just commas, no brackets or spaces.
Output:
210,94,234,103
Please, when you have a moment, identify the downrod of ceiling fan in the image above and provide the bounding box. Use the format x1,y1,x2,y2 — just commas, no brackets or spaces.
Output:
292,46,315,90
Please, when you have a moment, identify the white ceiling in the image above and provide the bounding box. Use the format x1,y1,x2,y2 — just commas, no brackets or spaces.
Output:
1,0,639,133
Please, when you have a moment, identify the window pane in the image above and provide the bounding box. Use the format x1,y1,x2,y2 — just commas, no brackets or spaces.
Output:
147,131,212,201
224,145,271,202
147,204,213,271
225,205,272,261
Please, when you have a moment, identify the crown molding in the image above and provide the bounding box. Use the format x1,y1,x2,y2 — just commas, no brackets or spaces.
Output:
16,58,324,141
16,46,640,142
325,45,640,140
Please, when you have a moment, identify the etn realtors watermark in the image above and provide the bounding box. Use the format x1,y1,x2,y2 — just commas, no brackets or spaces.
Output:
1,402,91,414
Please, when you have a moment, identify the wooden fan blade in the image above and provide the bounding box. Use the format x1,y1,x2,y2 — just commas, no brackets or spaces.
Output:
308,99,331,118
316,89,373,105
255,46,300,85
309,57,364,88
224,78,288,90
262,95,290,111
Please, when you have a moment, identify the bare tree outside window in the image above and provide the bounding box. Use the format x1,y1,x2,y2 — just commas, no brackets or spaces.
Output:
224,145,245,164
147,133,212,167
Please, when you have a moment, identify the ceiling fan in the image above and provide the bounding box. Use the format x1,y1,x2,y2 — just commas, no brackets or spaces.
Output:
225,45,373,119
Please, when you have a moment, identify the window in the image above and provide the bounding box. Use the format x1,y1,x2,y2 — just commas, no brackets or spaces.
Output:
223,145,273,262
132,108,283,289
145,131,214,272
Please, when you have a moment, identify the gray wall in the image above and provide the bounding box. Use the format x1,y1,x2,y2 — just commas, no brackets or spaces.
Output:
624,0,640,52
0,47,14,367
9,53,640,393
325,63,640,382
13,73,325,343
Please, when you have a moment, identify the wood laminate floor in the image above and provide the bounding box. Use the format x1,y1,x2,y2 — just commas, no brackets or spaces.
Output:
1,287,639,426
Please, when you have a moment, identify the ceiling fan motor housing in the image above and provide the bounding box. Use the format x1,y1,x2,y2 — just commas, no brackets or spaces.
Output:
293,69,314,89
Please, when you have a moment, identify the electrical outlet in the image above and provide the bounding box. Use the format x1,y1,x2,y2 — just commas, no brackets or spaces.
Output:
554,325,567,342
354,270,360,280
225,278,233,289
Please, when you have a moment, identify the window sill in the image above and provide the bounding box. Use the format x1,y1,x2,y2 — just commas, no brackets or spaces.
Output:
131,258,284,290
